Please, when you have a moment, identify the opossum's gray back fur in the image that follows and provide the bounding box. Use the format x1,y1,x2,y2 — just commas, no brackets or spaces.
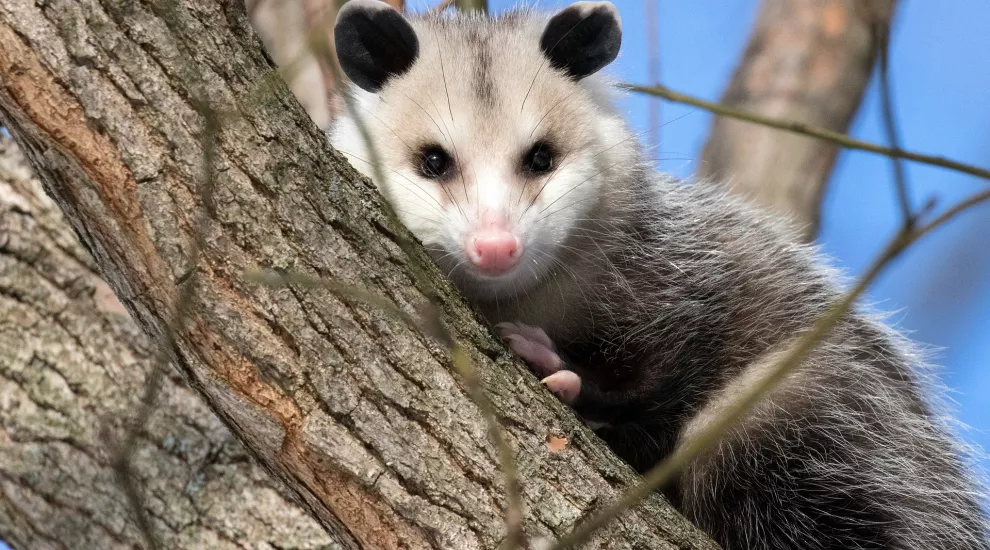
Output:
547,170,990,548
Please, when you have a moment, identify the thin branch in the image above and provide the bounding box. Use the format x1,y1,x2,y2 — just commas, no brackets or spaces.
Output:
429,0,457,14
644,0,660,156
875,23,913,225
454,0,487,13
547,185,990,550
625,83,990,182
245,269,449,344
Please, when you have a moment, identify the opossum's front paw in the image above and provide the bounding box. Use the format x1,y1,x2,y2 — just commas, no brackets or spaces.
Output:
496,322,581,405
496,322,560,376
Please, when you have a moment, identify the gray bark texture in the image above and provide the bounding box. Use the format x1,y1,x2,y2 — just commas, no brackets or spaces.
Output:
0,0,717,549
699,0,897,240
0,136,338,550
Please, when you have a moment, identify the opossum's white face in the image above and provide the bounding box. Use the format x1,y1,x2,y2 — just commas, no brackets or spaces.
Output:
330,1,632,302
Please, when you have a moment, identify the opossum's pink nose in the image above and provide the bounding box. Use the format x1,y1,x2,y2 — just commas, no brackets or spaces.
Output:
467,230,522,275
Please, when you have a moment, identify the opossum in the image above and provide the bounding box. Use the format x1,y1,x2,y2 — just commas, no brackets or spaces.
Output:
327,1,990,547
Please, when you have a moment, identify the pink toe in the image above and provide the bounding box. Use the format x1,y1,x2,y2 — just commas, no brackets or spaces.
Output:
496,322,555,350
504,334,562,377
514,323,555,350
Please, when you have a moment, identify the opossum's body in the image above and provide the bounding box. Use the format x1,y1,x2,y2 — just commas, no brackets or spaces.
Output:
329,2,990,548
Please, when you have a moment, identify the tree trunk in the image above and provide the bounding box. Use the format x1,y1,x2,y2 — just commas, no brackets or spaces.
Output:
0,1,716,549
0,136,338,550
699,0,897,240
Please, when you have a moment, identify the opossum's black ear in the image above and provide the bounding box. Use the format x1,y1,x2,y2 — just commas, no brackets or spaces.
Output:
540,1,621,79
335,0,419,93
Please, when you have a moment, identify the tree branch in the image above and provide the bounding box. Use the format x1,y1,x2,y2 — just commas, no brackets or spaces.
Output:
873,21,913,225
0,136,339,550
626,83,990,190
0,1,715,548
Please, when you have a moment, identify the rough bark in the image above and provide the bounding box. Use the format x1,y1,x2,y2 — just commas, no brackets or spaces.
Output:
0,136,338,550
699,0,897,241
0,1,716,549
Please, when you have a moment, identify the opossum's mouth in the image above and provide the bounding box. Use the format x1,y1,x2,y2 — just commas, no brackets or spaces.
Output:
431,246,549,303
462,260,541,298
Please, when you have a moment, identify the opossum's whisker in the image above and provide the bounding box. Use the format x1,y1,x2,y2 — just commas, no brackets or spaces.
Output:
356,102,414,151
351,103,469,221
590,109,698,162
393,208,444,226
336,149,450,220
516,145,580,222
536,158,627,219
436,42,470,206
528,88,582,139
405,93,451,144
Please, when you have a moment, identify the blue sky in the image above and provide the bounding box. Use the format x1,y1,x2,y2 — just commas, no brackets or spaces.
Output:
2,2,987,548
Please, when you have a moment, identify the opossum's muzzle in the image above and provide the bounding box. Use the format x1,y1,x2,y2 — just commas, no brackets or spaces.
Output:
464,211,523,276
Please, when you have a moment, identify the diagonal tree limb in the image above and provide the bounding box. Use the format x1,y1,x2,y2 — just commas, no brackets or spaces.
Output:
627,83,990,184
0,135,340,550
0,0,716,548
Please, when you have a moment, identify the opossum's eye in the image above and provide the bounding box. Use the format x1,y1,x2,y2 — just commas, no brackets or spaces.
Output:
419,146,453,180
522,142,555,174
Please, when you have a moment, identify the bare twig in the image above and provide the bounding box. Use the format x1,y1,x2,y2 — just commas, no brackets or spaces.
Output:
875,23,913,225
455,0,487,13
625,83,990,183
245,269,448,343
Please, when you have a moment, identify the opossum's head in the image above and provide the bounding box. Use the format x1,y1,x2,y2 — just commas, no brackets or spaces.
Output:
330,0,634,301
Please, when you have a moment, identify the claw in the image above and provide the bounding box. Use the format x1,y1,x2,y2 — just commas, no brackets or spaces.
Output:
498,321,577,400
